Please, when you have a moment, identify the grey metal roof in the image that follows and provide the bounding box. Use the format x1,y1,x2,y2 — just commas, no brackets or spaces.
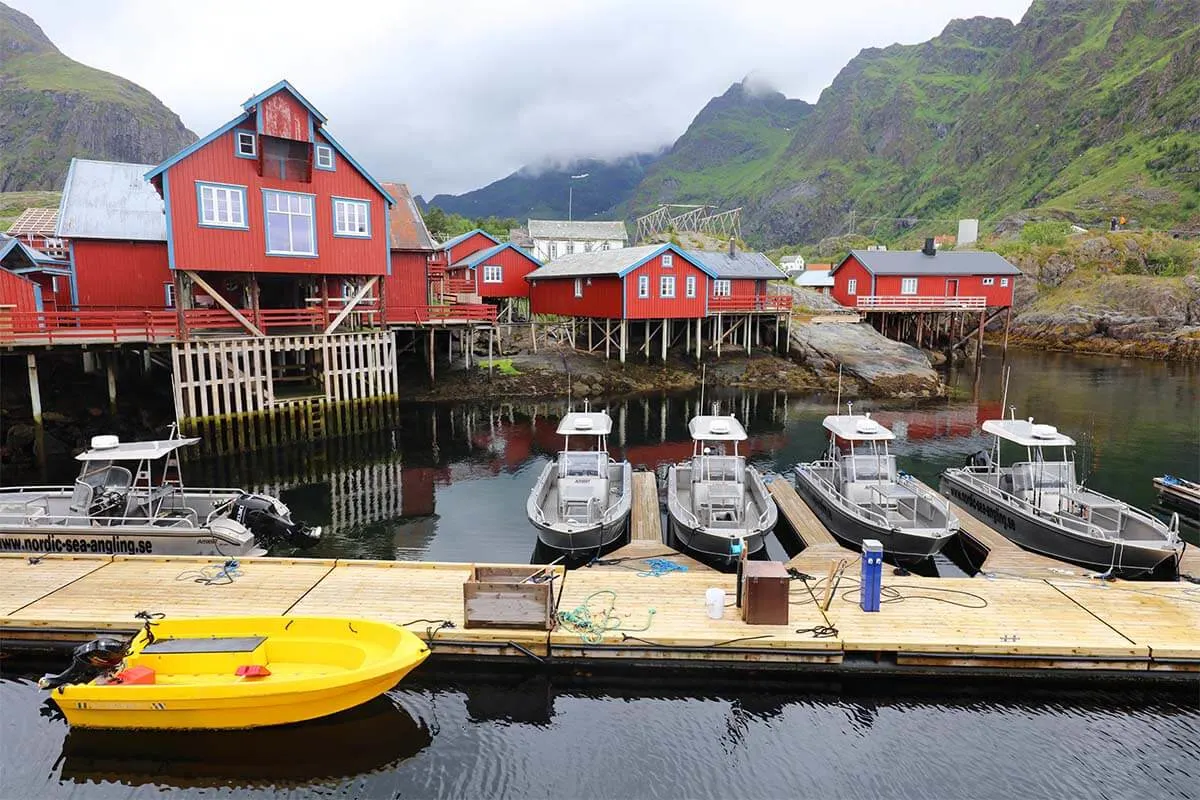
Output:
56,159,166,241
525,244,664,279
843,249,1020,276
527,219,628,242
686,249,785,280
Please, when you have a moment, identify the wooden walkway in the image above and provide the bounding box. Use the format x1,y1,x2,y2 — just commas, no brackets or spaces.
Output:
767,478,839,547
630,471,662,542
3,552,1196,673
1179,545,1199,581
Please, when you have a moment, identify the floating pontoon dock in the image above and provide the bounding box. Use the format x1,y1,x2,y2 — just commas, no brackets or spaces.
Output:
3,477,1197,677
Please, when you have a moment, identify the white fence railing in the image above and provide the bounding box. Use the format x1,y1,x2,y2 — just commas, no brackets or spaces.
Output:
856,295,987,310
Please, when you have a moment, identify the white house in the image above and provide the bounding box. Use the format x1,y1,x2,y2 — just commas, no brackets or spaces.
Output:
779,254,805,280
527,219,628,261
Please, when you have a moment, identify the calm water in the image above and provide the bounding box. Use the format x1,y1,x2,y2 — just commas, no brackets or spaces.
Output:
2,347,1198,798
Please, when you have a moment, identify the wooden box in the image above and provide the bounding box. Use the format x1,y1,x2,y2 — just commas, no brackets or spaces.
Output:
741,561,790,625
463,566,554,630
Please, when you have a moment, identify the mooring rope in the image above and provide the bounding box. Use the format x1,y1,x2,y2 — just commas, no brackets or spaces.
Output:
556,589,655,644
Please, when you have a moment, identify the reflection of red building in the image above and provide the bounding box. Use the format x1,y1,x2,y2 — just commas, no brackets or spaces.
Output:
872,402,1003,441
400,466,436,517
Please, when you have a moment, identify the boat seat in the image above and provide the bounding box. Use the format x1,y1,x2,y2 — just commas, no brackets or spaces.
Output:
70,466,133,514
142,636,267,654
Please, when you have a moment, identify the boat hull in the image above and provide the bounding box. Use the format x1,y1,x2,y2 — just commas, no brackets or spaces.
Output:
794,469,951,562
531,514,630,554
0,527,266,558
941,471,1181,578
1154,477,1200,520
49,617,429,730
668,516,765,563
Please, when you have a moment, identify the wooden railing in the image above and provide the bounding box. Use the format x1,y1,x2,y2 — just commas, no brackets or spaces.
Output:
445,277,476,294
708,294,794,312
856,295,987,310
384,304,498,325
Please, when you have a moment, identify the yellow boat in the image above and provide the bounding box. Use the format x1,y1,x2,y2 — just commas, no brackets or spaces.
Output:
40,616,429,730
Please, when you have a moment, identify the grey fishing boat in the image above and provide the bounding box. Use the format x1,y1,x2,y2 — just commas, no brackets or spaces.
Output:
665,415,776,562
526,410,632,553
0,432,319,558
940,416,1184,578
794,412,958,561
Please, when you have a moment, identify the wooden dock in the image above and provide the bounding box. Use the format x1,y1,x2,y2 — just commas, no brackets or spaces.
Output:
945,500,1079,579
630,471,663,543
3,552,1196,675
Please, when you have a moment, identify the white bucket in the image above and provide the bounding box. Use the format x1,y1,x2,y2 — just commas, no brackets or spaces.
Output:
705,587,725,620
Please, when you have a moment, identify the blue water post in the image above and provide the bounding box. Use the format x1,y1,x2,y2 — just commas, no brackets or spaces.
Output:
861,539,883,612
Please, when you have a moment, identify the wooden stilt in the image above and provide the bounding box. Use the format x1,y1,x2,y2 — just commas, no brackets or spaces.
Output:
716,313,722,357
106,352,118,415
428,331,436,383
696,317,702,359
662,319,669,362
1003,306,1013,362
975,310,986,373
605,319,611,360
488,328,494,375
619,319,627,364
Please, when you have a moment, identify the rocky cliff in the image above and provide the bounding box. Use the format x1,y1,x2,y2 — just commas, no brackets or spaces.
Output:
0,2,195,191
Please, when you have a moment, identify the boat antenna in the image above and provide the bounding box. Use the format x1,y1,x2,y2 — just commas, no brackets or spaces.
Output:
835,363,843,413
998,364,1011,418
699,363,706,411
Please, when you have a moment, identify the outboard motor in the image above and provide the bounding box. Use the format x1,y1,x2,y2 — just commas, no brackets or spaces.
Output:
966,450,992,469
38,638,128,690
230,492,321,549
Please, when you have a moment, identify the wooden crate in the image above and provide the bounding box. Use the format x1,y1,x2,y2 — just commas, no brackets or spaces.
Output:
741,561,790,625
462,566,553,630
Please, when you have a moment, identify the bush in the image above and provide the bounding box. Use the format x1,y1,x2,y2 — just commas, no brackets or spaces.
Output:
1020,221,1070,247
1144,239,1195,277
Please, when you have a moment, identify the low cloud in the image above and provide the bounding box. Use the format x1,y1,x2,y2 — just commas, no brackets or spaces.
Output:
14,0,1030,196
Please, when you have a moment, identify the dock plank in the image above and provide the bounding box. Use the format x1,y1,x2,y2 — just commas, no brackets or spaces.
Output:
767,478,840,547
5,556,334,628
821,575,1145,661
630,471,662,542
0,555,113,616
1050,580,1200,666
1178,546,1199,580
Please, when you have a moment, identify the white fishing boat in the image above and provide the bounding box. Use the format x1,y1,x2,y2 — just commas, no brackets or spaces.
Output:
0,431,319,557
665,414,776,562
794,411,957,561
941,415,1184,578
526,410,631,553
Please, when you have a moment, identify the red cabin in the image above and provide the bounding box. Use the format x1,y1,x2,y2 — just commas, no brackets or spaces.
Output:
381,181,436,323
144,80,394,328
526,243,715,319
686,248,789,313
448,242,542,299
0,235,72,312
831,245,1020,310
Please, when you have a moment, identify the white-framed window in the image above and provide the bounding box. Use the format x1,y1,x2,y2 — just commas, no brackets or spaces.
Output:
574,278,583,298
660,275,675,298
662,253,673,268
1000,277,1009,287
901,277,918,295
164,282,176,308
315,144,335,171
235,131,256,159
483,265,503,283
847,278,857,295
686,276,696,298
197,182,247,229
713,279,731,297
264,190,316,256
332,197,371,238
982,277,995,286
638,275,649,298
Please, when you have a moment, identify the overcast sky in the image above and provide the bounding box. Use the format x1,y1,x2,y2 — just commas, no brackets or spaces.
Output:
13,0,1032,197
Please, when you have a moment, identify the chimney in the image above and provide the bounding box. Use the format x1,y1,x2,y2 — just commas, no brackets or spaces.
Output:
728,239,736,258
922,237,936,256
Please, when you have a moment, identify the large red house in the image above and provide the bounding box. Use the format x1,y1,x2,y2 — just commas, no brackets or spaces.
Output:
526,243,716,318
144,80,394,325
831,244,1021,310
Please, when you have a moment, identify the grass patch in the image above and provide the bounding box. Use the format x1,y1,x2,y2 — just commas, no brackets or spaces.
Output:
479,359,520,376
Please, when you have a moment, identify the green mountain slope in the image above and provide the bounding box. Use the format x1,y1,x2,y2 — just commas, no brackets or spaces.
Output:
0,1,196,191
632,0,1200,246
426,154,659,220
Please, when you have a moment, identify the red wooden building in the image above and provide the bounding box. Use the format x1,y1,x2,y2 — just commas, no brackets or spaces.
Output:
5,208,67,259
686,248,789,312
830,242,1020,311
0,235,72,312
448,242,542,299
381,181,436,322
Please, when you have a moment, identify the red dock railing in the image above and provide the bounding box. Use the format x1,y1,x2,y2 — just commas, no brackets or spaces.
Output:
384,304,498,325
855,295,987,310
708,295,794,312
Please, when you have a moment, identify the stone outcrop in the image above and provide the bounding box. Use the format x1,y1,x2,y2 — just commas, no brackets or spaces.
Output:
789,322,943,397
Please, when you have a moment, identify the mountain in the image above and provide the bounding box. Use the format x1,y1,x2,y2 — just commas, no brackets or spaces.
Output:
625,79,812,215
427,154,661,221
0,2,195,191
632,0,1200,245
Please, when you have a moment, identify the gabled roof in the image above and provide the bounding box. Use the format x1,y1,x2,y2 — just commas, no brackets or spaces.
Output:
241,79,327,124
837,249,1021,276
525,243,717,280
0,235,68,268
380,182,434,251
450,242,542,269
686,249,785,280
57,159,166,241
528,219,628,242
438,228,501,252
5,207,58,237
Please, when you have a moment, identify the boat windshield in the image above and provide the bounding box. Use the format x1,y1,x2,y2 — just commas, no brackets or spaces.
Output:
1011,461,1075,491
841,454,897,483
695,455,743,483
559,451,605,478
